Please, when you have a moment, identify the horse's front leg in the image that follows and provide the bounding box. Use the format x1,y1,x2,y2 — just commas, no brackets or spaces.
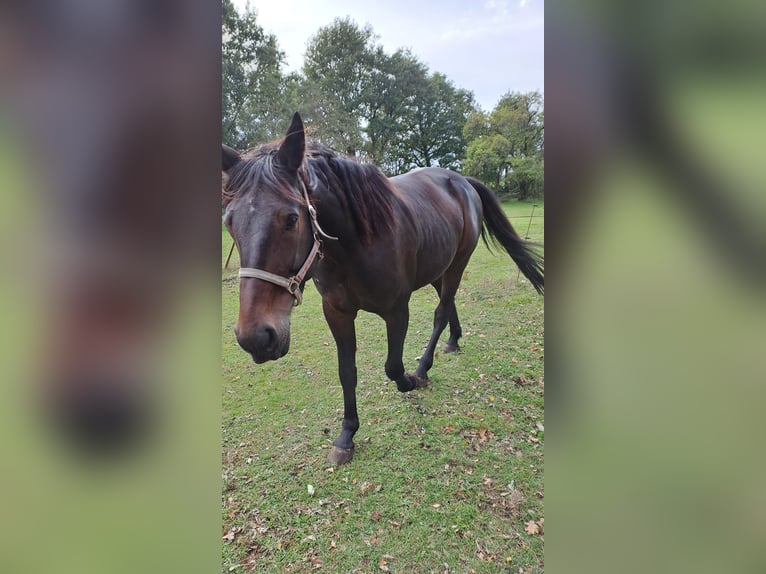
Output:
322,300,359,465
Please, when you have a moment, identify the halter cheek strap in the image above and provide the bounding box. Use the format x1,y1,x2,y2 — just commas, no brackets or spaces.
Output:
238,177,337,306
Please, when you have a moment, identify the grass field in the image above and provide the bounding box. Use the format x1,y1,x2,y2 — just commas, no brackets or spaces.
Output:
222,200,544,573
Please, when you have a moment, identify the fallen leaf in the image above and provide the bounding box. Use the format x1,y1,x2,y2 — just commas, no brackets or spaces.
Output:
512,375,533,386
372,509,382,521
508,490,524,513
524,520,540,535
359,481,373,495
475,538,495,562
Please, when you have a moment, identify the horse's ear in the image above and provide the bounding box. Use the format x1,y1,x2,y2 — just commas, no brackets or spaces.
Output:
277,112,305,173
222,145,241,173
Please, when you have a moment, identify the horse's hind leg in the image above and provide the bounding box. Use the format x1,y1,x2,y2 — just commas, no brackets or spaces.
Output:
417,271,465,380
431,280,462,353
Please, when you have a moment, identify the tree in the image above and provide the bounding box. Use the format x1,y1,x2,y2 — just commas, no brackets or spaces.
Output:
362,48,428,169
222,1,285,148
463,91,544,199
302,18,377,155
464,134,513,189
301,18,475,173
397,73,475,171
490,91,544,157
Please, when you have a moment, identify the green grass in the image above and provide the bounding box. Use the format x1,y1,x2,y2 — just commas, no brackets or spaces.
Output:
222,200,544,573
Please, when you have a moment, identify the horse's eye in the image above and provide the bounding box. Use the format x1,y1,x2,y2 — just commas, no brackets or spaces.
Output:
285,213,299,230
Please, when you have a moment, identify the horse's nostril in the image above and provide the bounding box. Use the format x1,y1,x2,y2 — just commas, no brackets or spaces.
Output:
256,325,277,351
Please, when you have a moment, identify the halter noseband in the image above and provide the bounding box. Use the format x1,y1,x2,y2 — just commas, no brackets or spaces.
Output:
238,175,337,306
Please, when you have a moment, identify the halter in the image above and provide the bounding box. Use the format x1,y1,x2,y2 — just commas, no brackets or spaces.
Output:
238,175,337,306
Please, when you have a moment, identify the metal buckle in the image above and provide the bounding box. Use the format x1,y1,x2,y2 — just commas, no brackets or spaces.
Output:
287,277,302,306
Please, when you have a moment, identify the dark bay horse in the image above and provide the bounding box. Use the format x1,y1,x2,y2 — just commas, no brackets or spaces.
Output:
222,113,543,465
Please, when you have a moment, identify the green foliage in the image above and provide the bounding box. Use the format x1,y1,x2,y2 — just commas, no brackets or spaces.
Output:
301,19,474,172
363,48,428,168
222,1,292,148
463,110,490,142
465,134,512,190
301,17,376,155
463,91,545,199
395,72,475,172
507,156,544,200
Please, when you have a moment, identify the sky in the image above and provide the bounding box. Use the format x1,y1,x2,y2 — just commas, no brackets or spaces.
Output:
232,0,543,112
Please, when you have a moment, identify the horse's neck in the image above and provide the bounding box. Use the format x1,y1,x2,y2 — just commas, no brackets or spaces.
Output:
312,185,356,247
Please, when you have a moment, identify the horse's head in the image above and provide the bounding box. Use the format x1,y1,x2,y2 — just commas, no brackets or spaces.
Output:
222,113,315,363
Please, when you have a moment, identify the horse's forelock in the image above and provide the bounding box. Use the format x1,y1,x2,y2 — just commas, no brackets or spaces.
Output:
224,144,306,206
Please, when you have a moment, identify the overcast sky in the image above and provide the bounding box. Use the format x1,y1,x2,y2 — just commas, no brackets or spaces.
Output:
232,0,543,112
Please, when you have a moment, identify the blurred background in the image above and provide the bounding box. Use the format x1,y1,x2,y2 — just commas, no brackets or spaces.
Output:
0,1,221,573
546,0,765,572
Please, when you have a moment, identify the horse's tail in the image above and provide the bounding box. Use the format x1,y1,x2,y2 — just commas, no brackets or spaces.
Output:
466,177,544,294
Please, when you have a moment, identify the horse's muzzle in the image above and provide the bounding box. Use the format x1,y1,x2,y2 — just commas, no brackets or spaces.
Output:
235,323,290,364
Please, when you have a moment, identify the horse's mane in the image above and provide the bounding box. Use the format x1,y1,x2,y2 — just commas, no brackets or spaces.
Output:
223,140,398,244
305,142,397,244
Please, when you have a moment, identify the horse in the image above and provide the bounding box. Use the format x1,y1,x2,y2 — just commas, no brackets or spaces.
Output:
222,112,543,465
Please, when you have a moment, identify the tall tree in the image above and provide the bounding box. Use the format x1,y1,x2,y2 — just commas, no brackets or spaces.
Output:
222,1,285,148
464,133,512,190
399,73,475,171
464,91,544,199
363,48,429,170
302,18,377,155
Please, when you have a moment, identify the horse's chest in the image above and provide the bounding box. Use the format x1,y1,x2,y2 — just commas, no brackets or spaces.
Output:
313,268,397,314
312,274,355,309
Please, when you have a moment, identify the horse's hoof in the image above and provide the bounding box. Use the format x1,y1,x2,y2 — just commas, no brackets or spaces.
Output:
396,381,414,392
443,343,460,354
414,375,429,388
328,446,354,465
396,373,428,392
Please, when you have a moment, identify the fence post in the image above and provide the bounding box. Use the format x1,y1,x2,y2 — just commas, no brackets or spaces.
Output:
225,241,236,270
516,204,537,283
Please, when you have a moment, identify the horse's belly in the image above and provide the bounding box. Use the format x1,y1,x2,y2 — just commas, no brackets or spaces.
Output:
413,246,458,288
